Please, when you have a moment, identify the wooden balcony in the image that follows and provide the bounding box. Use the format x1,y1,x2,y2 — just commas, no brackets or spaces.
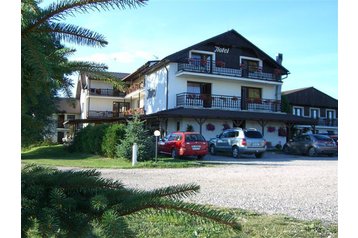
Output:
317,118,338,127
89,88,126,97
177,58,281,82
88,108,145,119
176,92,281,112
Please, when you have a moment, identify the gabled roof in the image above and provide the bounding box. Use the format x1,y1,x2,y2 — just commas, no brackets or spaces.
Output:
55,98,80,114
282,87,338,108
124,29,289,82
164,29,289,74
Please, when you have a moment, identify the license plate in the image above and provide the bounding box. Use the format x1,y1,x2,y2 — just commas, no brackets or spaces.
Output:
252,143,260,147
192,145,201,150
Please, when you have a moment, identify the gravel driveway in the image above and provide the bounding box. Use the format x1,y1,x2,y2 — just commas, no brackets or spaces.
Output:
67,152,338,223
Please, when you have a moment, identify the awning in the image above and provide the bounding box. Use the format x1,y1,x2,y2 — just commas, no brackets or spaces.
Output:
145,107,317,125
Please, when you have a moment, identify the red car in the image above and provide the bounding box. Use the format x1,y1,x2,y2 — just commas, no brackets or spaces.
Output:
158,132,208,159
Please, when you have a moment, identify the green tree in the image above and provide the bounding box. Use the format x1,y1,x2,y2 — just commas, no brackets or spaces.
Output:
21,0,145,146
116,115,154,161
22,165,241,237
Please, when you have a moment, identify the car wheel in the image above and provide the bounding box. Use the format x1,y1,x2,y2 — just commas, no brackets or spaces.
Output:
232,146,240,158
282,144,290,153
209,145,216,155
171,149,178,159
197,155,205,160
308,147,316,157
255,152,264,158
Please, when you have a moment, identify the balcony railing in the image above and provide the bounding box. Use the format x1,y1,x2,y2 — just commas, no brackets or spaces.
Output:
177,58,281,82
317,118,338,127
176,92,281,112
89,88,126,97
126,82,144,94
88,108,145,119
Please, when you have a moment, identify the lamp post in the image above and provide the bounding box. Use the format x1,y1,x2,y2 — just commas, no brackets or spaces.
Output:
154,130,160,162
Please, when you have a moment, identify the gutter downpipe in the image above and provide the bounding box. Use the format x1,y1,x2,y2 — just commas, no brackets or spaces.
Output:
164,64,169,110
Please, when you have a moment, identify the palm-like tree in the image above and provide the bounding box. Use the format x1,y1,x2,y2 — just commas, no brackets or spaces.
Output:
22,165,241,237
21,0,145,145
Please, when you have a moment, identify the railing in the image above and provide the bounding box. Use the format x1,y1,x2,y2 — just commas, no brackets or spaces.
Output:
176,92,281,112
126,82,144,94
88,110,117,118
89,88,126,97
177,58,281,82
317,118,338,127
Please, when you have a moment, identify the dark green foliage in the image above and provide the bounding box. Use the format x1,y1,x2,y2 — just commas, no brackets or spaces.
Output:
116,116,155,161
69,124,126,157
22,165,241,237
101,124,126,158
21,0,145,146
281,95,292,113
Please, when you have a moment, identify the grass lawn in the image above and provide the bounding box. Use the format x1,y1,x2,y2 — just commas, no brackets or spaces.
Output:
21,145,204,169
126,208,337,238
21,145,338,237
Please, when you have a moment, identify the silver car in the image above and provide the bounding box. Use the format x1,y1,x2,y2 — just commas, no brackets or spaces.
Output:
209,128,267,158
282,134,337,156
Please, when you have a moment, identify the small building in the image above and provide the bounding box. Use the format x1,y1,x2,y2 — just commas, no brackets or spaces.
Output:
282,87,338,135
50,98,81,143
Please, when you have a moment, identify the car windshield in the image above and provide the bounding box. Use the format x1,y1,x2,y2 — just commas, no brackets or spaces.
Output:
313,135,332,141
244,131,263,138
185,134,206,142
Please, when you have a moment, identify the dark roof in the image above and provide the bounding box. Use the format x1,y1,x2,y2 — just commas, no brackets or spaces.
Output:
55,98,80,114
164,29,289,74
107,72,130,79
146,107,316,125
124,29,289,82
282,87,338,108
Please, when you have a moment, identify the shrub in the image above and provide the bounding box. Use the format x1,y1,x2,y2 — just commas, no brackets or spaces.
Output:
116,115,155,161
21,165,241,237
69,124,110,155
101,124,126,158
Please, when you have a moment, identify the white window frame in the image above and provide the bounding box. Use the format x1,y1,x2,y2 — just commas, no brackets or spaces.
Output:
326,109,336,119
292,106,304,116
309,107,320,119
189,50,215,61
239,56,263,68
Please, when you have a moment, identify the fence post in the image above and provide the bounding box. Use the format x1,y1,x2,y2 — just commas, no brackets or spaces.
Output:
132,143,138,166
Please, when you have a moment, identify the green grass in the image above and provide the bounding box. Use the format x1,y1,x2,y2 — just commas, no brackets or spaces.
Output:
21,145,204,169
21,145,338,237
126,208,337,238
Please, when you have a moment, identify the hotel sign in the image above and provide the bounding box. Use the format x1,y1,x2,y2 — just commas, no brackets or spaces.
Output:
214,46,230,54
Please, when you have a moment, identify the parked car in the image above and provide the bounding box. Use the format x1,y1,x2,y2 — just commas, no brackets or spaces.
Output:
282,134,337,156
209,128,266,158
158,132,208,159
318,133,338,146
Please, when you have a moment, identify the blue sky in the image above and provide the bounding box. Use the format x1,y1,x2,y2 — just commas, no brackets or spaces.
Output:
52,0,337,98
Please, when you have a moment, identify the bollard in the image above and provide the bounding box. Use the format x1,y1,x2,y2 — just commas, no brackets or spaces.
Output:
132,143,138,166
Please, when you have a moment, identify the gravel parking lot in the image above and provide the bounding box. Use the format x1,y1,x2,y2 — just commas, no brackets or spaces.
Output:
82,152,338,223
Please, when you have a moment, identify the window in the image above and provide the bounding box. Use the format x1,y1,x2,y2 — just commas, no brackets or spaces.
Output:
187,82,201,94
247,88,261,99
326,110,335,119
240,56,263,72
310,108,319,119
293,107,303,116
67,114,75,120
244,131,263,138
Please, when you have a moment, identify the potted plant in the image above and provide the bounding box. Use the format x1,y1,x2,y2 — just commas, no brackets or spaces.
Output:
206,123,215,131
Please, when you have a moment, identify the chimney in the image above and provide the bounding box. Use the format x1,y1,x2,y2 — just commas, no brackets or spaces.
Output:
276,53,283,65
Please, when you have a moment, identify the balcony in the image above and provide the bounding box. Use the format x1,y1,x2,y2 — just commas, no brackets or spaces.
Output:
88,108,145,119
177,58,281,82
89,88,126,97
126,82,144,94
317,118,338,127
176,92,281,112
